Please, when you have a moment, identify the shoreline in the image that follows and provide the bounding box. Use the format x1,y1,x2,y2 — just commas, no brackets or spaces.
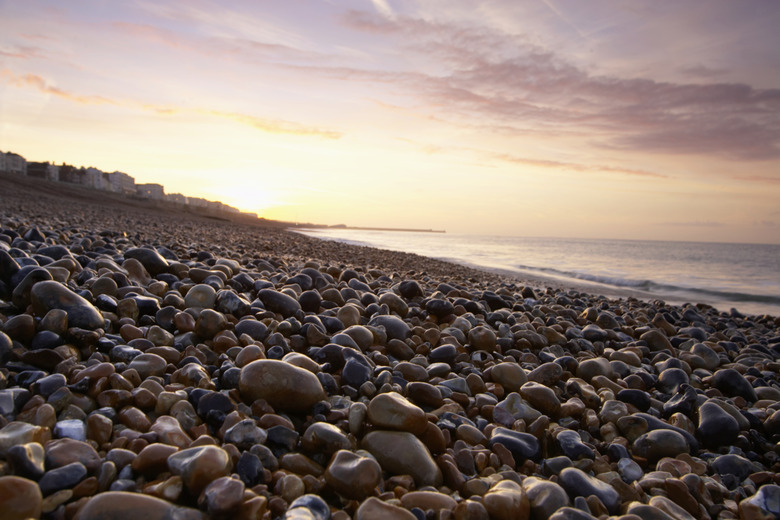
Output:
1,173,780,519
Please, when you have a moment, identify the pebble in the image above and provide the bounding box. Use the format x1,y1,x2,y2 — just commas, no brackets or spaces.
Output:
362,430,442,487
324,449,382,499
239,359,326,413
0,475,43,520
30,280,104,329
0,179,778,520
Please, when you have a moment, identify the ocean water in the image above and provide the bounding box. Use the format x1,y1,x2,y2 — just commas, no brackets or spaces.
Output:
296,229,780,317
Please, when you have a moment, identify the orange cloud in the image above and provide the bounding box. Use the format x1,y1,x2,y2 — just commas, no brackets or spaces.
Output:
1,69,341,140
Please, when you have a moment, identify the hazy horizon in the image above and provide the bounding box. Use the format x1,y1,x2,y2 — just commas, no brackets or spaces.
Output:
2,1,779,244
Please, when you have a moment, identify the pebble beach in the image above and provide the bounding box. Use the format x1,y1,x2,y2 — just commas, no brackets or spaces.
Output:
1,173,779,520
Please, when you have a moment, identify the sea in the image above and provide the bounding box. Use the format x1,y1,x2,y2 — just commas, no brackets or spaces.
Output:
295,229,780,318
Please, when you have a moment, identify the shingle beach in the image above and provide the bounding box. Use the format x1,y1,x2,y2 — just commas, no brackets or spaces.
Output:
1,173,779,520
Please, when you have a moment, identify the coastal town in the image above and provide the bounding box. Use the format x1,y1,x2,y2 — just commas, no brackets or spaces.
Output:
0,149,244,216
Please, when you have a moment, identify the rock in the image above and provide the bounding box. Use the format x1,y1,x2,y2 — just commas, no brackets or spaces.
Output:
697,401,739,448
239,360,326,413
400,490,457,512
483,480,530,520
198,476,245,518
489,427,541,463
7,442,46,480
38,461,87,495
224,419,268,451
258,288,301,318
711,453,758,483
556,430,595,460
426,298,455,319
73,490,205,520
367,392,428,435
150,415,193,448
558,467,620,514
362,430,442,487
301,422,353,457
519,381,560,416
739,484,780,519
0,476,42,520
469,325,497,351
355,497,416,520
45,437,101,473
576,358,614,382
491,363,528,391
549,507,599,520
712,368,758,402
640,330,673,352
632,429,689,462
325,449,382,499
167,445,232,495
123,247,169,275
285,494,330,520
184,284,217,309
522,476,570,520
367,314,410,341
31,280,104,329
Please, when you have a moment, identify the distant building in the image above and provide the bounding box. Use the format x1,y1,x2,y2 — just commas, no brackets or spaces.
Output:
1,151,27,175
137,183,165,200
187,196,209,208
108,171,135,194
81,167,107,190
26,161,49,179
166,192,187,205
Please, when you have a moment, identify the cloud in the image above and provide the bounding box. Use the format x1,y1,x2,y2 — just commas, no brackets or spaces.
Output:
205,110,342,139
488,152,667,178
0,44,41,60
370,0,396,20
340,11,780,160
1,69,341,140
735,175,780,183
658,221,726,228
2,70,117,105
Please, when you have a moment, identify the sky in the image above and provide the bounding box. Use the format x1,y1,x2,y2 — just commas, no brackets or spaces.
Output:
1,1,779,244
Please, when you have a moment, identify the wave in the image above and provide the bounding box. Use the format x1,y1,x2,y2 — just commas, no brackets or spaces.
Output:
509,264,780,306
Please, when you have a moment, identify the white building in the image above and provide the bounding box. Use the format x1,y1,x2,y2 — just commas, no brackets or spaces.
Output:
137,183,165,200
108,171,135,194
0,151,27,175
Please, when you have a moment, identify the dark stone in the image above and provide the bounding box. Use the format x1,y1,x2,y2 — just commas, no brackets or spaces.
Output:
236,451,264,486
12,267,53,309
557,430,595,460
399,280,424,299
38,461,87,495
712,368,757,402
341,357,371,389
559,467,620,514
489,427,541,463
123,247,169,275
367,315,410,341
286,494,330,520
299,290,322,313
655,368,689,394
266,425,299,457
662,384,698,418
711,453,757,483
30,280,104,329
258,289,301,318
7,442,46,480
697,401,739,449
425,298,455,319
234,319,268,341
616,389,651,412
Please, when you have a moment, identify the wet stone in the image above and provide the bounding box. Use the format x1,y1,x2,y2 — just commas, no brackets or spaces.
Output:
31,280,104,329
39,461,87,495
558,467,620,514
324,449,382,500
0,475,43,520
490,427,541,463
239,359,326,414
